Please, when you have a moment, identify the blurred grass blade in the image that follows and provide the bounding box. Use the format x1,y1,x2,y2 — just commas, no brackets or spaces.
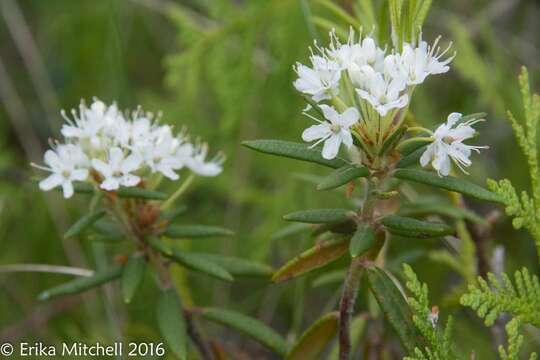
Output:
271,223,312,241
64,209,106,239
311,269,346,288
394,169,503,203
192,253,273,277
38,266,122,301
283,208,352,224
272,238,349,283
286,311,339,360
314,0,361,28
350,224,375,257
169,250,233,282
199,307,288,356
121,254,146,304
366,266,421,353
317,165,369,191
380,214,454,238
311,16,349,40
117,187,167,200
242,140,348,169
164,225,234,239
157,288,187,360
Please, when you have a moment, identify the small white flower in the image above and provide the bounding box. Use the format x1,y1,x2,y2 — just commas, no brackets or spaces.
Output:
355,65,408,116
140,126,185,180
293,55,341,102
387,37,454,86
35,144,89,198
302,105,359,159
187,143,224,177
420,112,487,176
92,147,142,191
328,30,385,72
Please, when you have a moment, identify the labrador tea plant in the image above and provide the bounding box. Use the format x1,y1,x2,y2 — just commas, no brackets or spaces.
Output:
244,1,537,359
32,99,281,359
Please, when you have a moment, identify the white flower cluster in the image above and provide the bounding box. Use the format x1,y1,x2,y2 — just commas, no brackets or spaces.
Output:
293,30,454,161
34,99,224,198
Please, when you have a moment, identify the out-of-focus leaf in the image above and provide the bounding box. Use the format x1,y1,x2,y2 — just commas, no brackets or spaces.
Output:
286,311,339,360
350,224,375,257
117,187,167,200
160,205,188,221
311,269,346,288
272,238,349,283
271,223,312,241
314,0,361,28
399,202,486,224
380,215,454,238
64,209,106,239
164,225,234,239
194,253,273,277
199,307,288,356
147,236,173,256
395,145,426,168
283,208,353,224
38,266,122,301
157,287,187,360
396,138,431,156
394,169,502,203
380,126,407,155
242,140,348,169
366,266,422,353
317,165,369,191
121,253,146,303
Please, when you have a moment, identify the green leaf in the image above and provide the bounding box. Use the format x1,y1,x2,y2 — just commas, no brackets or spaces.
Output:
199,307,288,356
157,287,187,360
164,225,234,239
169,250,234,282
193,253,273,277
242,140,348,169
283,208,353,224
38,266,122,301
272,238,349,283
311,269,346,288
380,126,407,155
117,187,167,200
396,138,431,156
147,236,173,256
394,168,503,203
160,206,188,221
121,254,146,304
399,201,486,224
395,145,427,168
366,266,422,353
350,224,376,257
317,165,369,191
380,214,454,238
52,181,94,195
287,312,339,360
64,209,106,239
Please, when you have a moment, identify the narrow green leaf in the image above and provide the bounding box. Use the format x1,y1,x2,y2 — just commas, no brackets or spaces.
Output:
64,209,106,239
199,307,288,356
160,206,188,221
169,250,234,282
399,201,486,224
157,288,187,360
242,140,348,169
380,126,407,155
147,236,173,256
394,168,503,203
38,266,122,301
395,145,427,168
396,138,431,156
164,225,234,239
283,208,353,224
272,238,349,283
380,214,454,238
350,224,376,257
121,254,146,303
271,223,311,241
117,187,167,200
311,269,346,288
193,253,273,277
366,266,422,353
314,0,361,28
51,181,94,195
317,165,369,191
287,312,339,360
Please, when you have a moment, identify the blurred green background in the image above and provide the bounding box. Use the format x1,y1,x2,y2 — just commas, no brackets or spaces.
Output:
0,0,539,358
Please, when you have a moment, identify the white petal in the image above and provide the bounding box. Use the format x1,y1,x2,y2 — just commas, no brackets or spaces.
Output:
120,174,141,187
302,124,331,142
44,150,62,170
319,105,340,123
447,112,462,127
340,129,353,148
62,181,74,198
420,143,435,167
121,154,142,173
71,169,89,181
322,135,341,159
100,178,119,191
92,159,112,177
39,174,64,191
109,147,124,167
339,107,360,127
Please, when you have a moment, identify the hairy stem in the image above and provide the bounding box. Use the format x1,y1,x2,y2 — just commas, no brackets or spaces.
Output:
339,256,364,360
